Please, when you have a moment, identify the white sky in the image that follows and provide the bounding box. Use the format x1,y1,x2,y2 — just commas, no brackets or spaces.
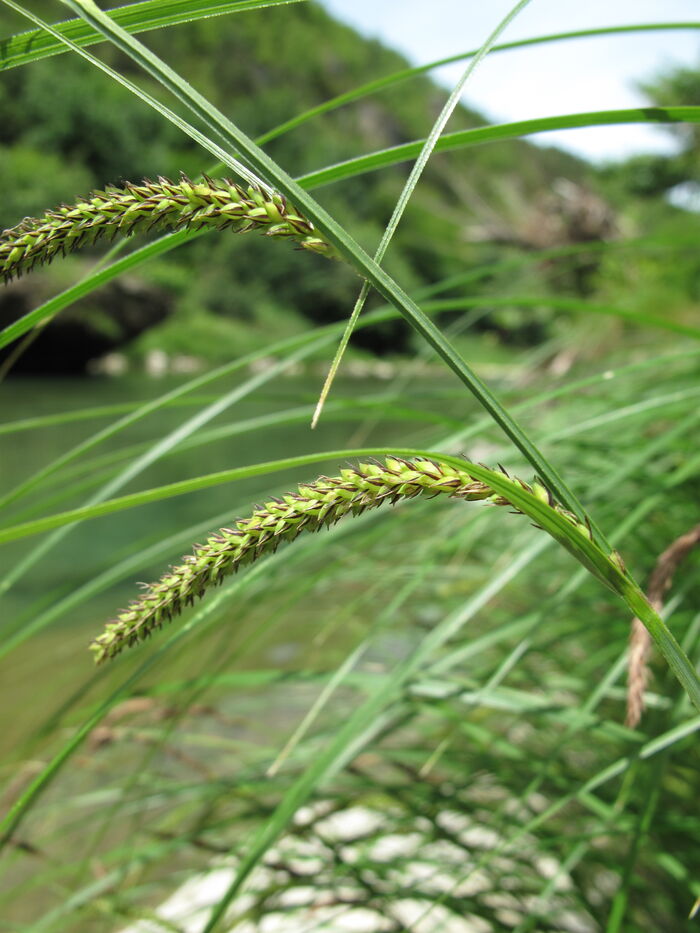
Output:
317,0,700,162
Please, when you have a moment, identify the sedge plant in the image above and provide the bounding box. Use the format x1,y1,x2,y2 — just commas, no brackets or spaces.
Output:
0,3,699,932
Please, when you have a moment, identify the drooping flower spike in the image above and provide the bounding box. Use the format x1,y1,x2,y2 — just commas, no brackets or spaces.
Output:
90,456,621,663
0,175,338,283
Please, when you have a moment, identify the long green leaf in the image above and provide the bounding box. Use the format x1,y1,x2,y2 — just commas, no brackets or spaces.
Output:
0,0,304,70
3,9,697,87
256,22,700,144
299,107,700,189
0,447,502,544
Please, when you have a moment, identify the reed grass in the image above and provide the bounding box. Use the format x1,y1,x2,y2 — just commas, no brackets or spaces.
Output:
0,3,699,932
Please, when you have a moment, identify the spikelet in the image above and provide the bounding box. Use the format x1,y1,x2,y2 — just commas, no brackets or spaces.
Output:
0,174,338,283
90,456,605,663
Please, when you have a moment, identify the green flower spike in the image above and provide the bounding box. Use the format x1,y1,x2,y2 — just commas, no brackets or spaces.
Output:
90,456,610,663
0,174,338,283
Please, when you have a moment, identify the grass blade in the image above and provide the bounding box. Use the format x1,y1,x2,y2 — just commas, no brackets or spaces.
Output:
311,0,532,426
0,0,304,70
257,22,700,144
299,106,700,188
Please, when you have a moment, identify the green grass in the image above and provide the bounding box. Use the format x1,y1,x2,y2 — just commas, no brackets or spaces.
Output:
0,3,699,932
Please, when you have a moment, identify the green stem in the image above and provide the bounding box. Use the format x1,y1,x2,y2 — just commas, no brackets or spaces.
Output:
621,578,700,715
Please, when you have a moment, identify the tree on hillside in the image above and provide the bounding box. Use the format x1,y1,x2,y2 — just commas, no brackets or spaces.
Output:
605,60,700,198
